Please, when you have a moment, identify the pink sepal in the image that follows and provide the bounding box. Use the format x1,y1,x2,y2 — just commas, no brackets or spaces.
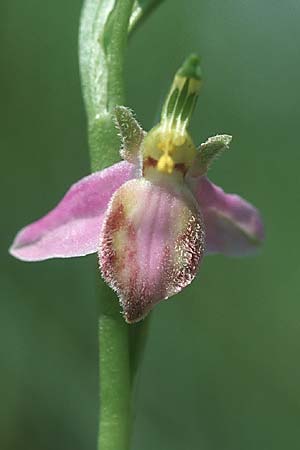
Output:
10,162,135,261
187,176,264,256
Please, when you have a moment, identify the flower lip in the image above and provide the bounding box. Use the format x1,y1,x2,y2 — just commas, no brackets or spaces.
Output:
99,177,205,323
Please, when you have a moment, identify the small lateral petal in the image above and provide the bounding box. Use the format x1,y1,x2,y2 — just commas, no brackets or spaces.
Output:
10,161,135,261
115,106,145,167
187,176,264,256
99,178,205,323
187,134,232,177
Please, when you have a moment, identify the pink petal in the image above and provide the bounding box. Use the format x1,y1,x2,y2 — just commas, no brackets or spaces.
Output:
10,161,135,261
187,176,264,256
99,179,205,323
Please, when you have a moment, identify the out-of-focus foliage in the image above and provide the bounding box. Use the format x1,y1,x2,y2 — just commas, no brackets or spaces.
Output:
1,1,300,449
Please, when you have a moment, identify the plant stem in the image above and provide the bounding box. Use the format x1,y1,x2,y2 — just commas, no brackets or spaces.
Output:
129,316,151,385
80,0,134,449
80,0,163,447
98,318,130,450
97,279,132,450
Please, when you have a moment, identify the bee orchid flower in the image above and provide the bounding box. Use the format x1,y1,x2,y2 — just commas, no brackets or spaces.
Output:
9,56,264,323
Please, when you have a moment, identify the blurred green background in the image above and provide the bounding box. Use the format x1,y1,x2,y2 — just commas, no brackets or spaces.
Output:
2,1,300,449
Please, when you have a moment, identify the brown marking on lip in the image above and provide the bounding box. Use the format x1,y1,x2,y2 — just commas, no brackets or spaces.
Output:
105,202,125,232
124,225,137,263
100,202,126,278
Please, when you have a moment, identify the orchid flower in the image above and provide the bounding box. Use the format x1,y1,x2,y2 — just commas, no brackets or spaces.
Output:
9,56,264,323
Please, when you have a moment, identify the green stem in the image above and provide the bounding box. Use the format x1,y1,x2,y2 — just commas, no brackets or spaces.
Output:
97,279,131,450
98,317,130,450
129,315,151,384
79,0,162,448
80,1,134,449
